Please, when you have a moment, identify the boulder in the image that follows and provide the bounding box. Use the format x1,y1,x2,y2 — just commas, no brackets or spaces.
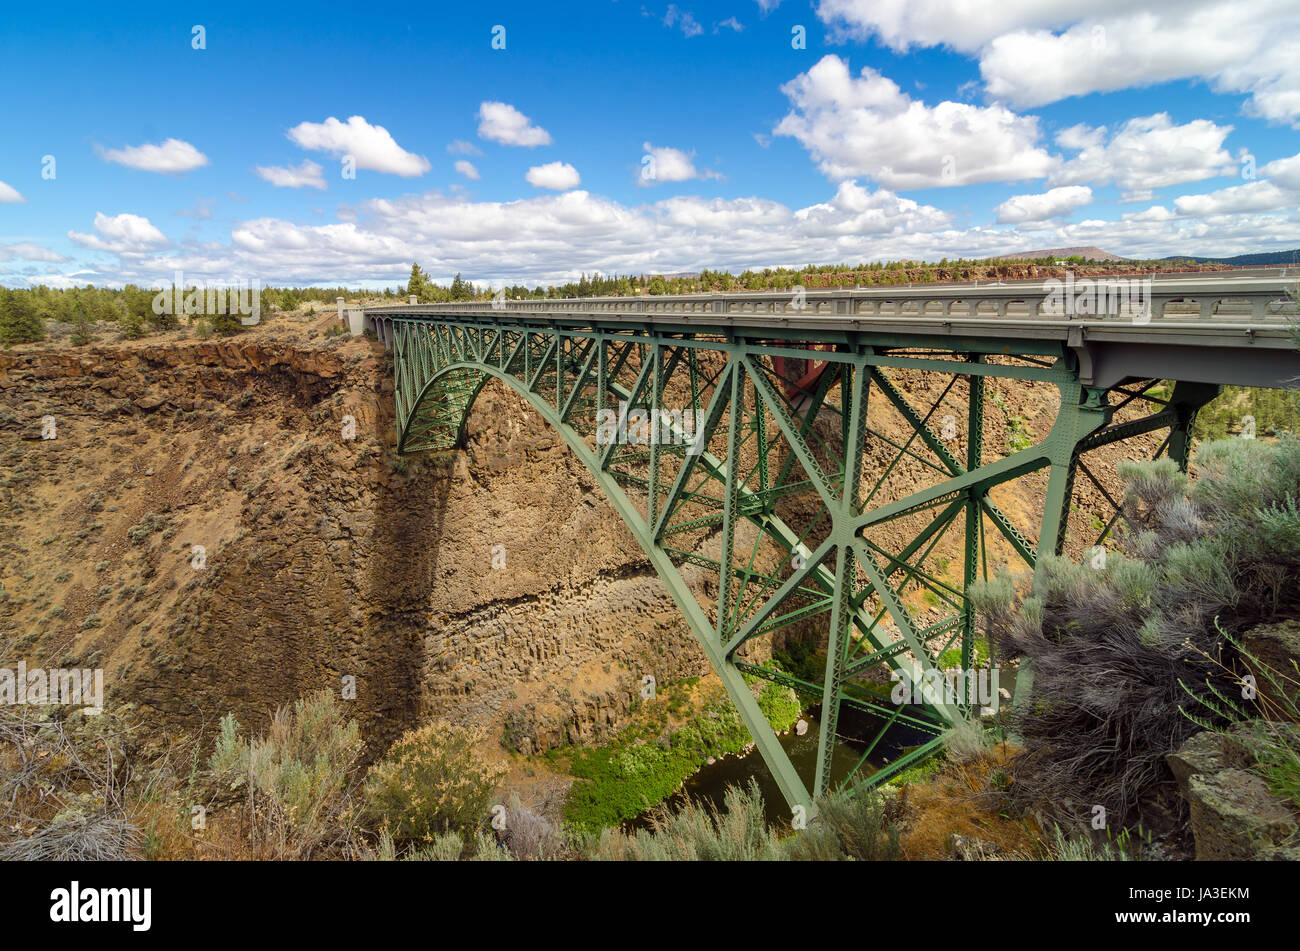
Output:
1169,723,1300,861
1185,768,1297,861
1166,730,1250,799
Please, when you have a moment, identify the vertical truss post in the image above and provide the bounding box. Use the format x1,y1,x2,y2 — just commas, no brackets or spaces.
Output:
596,337,608,424
648,340,662,525
1015,381,1109,705
1038,385,1109,559
1167,381,1221,471
716,360,743,643
813,360,869,799
962,360,984,683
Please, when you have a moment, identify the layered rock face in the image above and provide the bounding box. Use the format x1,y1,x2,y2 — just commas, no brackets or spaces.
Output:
0,326,709,759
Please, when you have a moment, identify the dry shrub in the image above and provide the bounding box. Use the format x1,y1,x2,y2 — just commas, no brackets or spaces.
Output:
899,742,1040,860
588,779,900,861
589,780,784,861
972,439,1300,831
783,786,901,861
496,781,570,860
0,704,144,861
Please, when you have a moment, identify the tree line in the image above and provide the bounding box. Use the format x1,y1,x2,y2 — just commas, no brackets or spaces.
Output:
0,253,1185,347
0,283,391,346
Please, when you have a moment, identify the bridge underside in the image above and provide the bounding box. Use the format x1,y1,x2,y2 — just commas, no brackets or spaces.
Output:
388,316,1221,814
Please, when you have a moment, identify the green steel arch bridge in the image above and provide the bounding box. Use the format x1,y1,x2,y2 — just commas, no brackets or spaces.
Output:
361,270,1300,815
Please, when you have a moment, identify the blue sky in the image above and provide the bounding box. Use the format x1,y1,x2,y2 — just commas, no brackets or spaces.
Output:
2,0,1300,288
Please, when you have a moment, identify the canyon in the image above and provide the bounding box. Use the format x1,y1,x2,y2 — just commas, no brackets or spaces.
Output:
0,305,1159,792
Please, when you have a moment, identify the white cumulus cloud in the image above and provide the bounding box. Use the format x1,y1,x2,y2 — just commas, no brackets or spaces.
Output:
455,160,482,180
1050,114,1238,190
995,185,1093,223
640,143,724,185
816,0,1300,126
525,162,581,190
254,160,328,190
774,55,1057,188
0,243,67,263
477,102,553,147
96,138,209,174
287,116,431,177
0,181,25,203
67,212,170,254
1173,181,1294,216
1262,151,1300,190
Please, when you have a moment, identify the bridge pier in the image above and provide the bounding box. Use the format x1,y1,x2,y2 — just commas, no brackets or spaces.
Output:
346,307,365,337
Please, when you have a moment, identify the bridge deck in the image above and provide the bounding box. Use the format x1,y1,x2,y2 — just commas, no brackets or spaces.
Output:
364,270,1300,389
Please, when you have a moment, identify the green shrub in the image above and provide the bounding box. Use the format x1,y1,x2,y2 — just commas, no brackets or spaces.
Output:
69,303,95,346
362,723,505,847
587,780,899,861
783,785,901,861
561,694,752,832
0,290,45,346
756,680,800,730
406,831,465,861
118,310,146,340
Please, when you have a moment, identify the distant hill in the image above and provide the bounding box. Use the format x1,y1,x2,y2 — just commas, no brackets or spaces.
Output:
994,247,1128,262
1160,249,1300,266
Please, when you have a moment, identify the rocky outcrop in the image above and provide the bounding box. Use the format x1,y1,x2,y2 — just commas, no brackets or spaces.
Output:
1241,619,1300,711
1168,722,1300,860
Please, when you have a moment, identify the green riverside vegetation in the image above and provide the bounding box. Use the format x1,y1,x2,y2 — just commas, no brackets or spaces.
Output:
550,675,801,833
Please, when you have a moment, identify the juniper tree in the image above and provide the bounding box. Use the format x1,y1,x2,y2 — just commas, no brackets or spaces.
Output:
0,289,45,346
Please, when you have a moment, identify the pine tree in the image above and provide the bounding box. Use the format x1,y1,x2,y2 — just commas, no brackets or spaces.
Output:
0,290,46,346
69,296,97,346
406,263,429,301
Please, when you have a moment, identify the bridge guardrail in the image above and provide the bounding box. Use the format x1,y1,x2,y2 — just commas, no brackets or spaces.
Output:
363,271,1300,328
